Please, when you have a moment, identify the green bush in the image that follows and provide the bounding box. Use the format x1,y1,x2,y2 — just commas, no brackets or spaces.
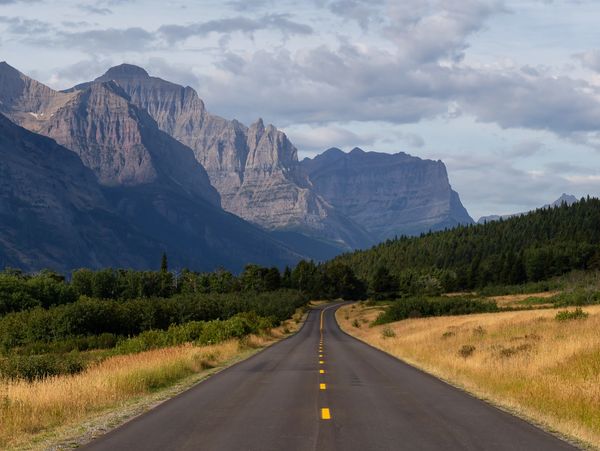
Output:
374,296,499,324
0,353,85,381
0,290,306,353
555,308,589,321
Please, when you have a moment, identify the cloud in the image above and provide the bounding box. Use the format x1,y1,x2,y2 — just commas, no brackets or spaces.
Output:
574,49,600,73
0,0,41,4
0,15,51,34
326,0,386,30
48,27,154,52
77,4,112,15
286,124,378,153
158,14,312,44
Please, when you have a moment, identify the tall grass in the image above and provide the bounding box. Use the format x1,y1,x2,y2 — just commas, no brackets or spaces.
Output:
337,303,600,448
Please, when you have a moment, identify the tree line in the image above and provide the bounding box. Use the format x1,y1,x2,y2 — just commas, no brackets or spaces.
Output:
334,197,600,296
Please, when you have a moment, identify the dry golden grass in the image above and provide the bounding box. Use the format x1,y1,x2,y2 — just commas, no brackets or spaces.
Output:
0,316,304,450
337,303,600,449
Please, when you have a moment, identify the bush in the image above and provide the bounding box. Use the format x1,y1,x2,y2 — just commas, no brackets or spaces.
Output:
0,353,85,381
381,327,396,339
374,296,499,324
555,308,589,321
0,290,306,352
458,345,475,358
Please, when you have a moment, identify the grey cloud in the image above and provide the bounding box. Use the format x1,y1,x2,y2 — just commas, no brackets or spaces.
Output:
0,16,51,34
386,0,507,63
158,14,312,44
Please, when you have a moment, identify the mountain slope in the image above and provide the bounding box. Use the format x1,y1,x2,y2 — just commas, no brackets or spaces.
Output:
301,147,473,241
0,63,305,271
0,113,158,271
83,64,372,250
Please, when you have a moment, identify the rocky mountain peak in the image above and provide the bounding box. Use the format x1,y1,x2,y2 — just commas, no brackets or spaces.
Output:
99,64,150,81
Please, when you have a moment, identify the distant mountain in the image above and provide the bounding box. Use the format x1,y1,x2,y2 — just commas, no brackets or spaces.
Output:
478,194,579,224
0,62,306,272
0,61,476,270
300,147,473,241
76,64,371,251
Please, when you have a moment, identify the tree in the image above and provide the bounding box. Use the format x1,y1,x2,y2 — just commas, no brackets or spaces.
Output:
369,266,398,300
161,252,168,273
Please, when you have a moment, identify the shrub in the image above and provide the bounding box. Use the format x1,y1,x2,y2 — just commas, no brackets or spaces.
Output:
458,345,475,358
352,319,361,328
0,353,85,381
555,308,589,321
381,327,396,339
499,344,532,358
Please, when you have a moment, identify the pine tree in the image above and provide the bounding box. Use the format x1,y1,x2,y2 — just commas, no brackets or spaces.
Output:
160,252,168,273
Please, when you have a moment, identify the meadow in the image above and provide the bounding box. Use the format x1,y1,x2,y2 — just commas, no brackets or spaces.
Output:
337,302,600,449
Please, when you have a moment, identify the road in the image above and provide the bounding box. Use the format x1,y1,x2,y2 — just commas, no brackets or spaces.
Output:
84,304,577,451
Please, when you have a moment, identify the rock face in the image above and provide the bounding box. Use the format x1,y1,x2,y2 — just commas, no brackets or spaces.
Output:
85,64,372,250
0,113,156,270
0,63,305,271
300,148,474,241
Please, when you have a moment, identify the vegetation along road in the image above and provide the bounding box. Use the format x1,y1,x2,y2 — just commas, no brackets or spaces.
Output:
84,304,576,451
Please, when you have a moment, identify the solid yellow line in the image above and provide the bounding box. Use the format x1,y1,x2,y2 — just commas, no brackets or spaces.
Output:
321,408,331,420
320,383,327,390
320,369,325,374
320,309,324,331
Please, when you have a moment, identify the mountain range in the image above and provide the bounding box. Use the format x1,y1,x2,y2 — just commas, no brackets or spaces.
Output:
0,61,474,271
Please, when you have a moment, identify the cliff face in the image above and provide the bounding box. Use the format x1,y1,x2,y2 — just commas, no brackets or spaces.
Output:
0,113,156,271
89,64,372,249
300,148,474,241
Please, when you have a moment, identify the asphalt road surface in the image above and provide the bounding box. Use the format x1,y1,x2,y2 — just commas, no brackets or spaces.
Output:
84,304,577,451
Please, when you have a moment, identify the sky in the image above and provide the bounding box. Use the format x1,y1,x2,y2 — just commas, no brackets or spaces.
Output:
1,0,600,219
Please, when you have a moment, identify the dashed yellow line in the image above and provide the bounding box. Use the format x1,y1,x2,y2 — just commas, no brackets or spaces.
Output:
320,369,325,374
320,383,327,390
321,408,331,420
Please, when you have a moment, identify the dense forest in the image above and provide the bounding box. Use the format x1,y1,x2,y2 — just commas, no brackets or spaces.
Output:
332,197,600,296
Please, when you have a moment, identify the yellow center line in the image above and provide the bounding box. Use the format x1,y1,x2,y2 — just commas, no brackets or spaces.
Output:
320,369,325,374
320,383,327,390
321,408,331,420
319,360,324,364
319,354,323,358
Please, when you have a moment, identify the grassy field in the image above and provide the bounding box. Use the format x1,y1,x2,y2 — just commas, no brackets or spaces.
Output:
337,303,600,449
0,316,303,450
